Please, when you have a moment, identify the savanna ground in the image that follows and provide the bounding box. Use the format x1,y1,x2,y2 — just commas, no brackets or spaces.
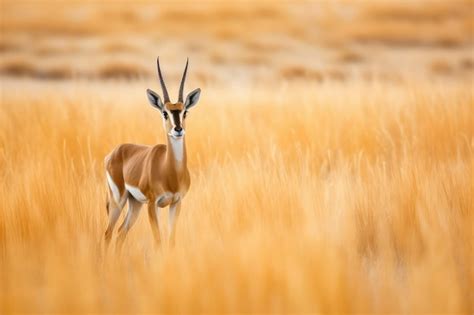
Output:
1,1,473,313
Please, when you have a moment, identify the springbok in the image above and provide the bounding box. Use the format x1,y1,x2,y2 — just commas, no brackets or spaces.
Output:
103,57,201,251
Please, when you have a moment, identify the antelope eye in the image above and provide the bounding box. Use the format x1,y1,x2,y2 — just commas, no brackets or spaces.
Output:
183,111,188,118
163,112,168,119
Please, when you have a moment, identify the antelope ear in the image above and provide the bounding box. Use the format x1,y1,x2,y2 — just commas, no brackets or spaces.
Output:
185,88,201,110
146,89,164,111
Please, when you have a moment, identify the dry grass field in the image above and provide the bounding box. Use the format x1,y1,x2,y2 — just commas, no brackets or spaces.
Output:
1,1,473,314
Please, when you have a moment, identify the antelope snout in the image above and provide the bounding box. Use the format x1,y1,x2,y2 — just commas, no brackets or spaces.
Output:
170,127,185,138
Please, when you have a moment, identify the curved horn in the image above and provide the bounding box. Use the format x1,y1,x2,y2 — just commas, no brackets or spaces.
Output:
156,57,170,103
178,58,189,103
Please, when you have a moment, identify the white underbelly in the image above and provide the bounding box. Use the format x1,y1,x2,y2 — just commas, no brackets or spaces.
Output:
124,184,182,206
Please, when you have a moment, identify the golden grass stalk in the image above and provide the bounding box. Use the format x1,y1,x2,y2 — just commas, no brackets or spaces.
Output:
0,79,472,313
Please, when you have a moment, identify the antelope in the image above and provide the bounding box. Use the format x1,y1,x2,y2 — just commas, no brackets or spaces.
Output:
103,58,201,251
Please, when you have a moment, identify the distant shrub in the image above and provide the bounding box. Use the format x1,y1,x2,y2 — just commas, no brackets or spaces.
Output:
98,62,150,79
337,49,364,63
430,59,454,75
280,65,323,81
326,68,347,81
0,39,23,52
239,54,268,66
0,59,36,76
209,52,227,65
459,57,473,70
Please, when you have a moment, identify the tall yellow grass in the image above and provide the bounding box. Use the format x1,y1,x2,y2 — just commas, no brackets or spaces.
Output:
0,78,472,313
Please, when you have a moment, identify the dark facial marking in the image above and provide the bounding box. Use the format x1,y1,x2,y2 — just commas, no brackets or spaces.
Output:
170,110,182,129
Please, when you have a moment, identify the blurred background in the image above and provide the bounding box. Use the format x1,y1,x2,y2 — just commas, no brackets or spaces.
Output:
1,1,473,313
1,0,473,86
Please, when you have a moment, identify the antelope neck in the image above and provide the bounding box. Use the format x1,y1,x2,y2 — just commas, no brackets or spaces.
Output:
166,135,186,171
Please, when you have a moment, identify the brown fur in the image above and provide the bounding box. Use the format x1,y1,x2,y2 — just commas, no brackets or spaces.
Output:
104,137,190,206
104,59,198,250
165,102,184,110
103,107,191,250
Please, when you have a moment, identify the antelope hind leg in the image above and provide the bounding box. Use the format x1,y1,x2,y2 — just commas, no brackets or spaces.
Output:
116,197,143,253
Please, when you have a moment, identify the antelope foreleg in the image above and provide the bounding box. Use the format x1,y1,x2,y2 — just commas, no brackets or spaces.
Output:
147,199,162,250
168,200,182,248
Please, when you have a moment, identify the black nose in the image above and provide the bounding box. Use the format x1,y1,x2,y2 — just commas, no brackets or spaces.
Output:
174,127,183,132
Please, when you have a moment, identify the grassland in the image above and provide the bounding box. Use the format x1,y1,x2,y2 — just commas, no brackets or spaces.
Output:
0,78,472,313
1,0,473,313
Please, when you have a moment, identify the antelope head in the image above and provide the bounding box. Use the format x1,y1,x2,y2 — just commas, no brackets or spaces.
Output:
146,58,201,139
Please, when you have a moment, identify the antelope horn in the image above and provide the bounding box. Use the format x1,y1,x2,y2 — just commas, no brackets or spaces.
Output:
178,58,189,103
156,57,170,103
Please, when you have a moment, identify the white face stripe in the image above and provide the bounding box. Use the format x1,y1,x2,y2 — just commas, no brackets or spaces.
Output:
106,171,121,204
125,184,148,203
